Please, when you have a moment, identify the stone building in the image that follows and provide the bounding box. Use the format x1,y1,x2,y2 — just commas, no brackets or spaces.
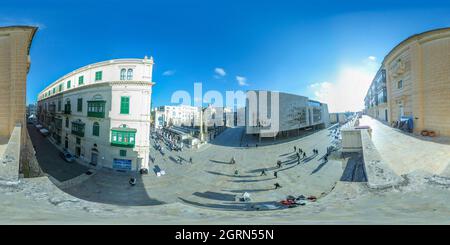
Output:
365,27,450,136
37,57,154,171
0,26,37,137
0,26,41,179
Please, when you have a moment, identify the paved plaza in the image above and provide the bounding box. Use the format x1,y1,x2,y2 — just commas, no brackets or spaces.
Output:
359,116,450,176
1,120,449,224
63,126,342,210
0,136,7,157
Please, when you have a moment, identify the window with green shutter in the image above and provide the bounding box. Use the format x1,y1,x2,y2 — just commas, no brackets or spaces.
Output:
53,88,56,94
78,76,84,85
77,98,83,112
59,83,63,92
95,71,102,81
119,150,126,157
120,96,130,114
93,122,100,136
67,80,71,89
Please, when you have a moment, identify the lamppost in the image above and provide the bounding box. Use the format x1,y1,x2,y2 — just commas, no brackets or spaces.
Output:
199,105,210,142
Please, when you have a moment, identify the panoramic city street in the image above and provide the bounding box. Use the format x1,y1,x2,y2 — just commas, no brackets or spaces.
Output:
1,1,450,230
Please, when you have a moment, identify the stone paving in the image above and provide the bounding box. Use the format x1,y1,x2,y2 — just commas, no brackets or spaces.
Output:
1,121,450,223
359,116,450,176
63,126,342,210
0,136,8,157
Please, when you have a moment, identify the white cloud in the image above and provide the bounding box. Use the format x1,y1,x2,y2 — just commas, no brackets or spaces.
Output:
236,76,249,86
214,67,226,77
308,60,379,113
368,56,377,61
162,70,175,76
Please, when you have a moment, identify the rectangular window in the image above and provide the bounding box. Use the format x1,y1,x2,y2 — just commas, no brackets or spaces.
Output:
57,100,62,111
59,84,63,92
76,137,81,145
95,71,102,81
397,80,403,89
67,80,71,89
119,150,127,157
77,98,83,112
53,88,56,94
78,76,84,85
120,97,130,114
65,118,69,128
93,123,100,136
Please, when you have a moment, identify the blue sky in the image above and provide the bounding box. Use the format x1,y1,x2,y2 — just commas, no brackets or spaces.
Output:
2,0,450,112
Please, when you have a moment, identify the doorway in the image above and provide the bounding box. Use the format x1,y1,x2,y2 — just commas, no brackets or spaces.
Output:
91,152,98,166
75,146,81,157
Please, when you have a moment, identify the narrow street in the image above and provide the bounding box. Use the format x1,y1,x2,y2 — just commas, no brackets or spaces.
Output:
27,125,89,182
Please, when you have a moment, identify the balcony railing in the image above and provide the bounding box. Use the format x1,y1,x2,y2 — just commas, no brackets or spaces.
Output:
71,121,85,137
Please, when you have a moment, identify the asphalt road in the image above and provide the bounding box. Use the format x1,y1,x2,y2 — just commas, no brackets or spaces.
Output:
27,125,89,182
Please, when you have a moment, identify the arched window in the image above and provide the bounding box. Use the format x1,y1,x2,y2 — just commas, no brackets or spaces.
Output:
127,69,133,80
93,122,100,136
120,69,126,80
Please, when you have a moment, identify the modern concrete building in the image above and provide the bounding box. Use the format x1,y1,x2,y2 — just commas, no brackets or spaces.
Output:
365,27,450,136
37,57,154,171
329,112,349,124
364,67,388,122
245,90,329,139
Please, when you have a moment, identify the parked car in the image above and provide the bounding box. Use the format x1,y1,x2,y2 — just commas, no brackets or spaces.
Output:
39,128,50,137
60,151,76,163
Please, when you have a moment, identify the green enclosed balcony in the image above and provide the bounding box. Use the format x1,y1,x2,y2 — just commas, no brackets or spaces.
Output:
111,127,136,148
87,100,106,118
71,120,85,137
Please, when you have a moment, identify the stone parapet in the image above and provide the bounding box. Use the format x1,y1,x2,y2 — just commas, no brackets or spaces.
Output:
361,129,405,189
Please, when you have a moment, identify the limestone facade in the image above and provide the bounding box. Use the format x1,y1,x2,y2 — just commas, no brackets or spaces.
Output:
37,58,154,171
0,26,37,137
366,28,450,136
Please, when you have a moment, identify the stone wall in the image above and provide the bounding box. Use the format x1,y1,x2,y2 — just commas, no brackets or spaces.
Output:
0,27,36,137
20,127,44,178
0,125,21,183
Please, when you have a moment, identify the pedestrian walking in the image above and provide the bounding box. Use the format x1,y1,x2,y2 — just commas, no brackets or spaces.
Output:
189,157,193,164
260,169,267,176
234,169,239,176
274,171,278,178
230,157,236,164
274,182,282,189
276,160,282,168
303,152,306,158
294,146,297,152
